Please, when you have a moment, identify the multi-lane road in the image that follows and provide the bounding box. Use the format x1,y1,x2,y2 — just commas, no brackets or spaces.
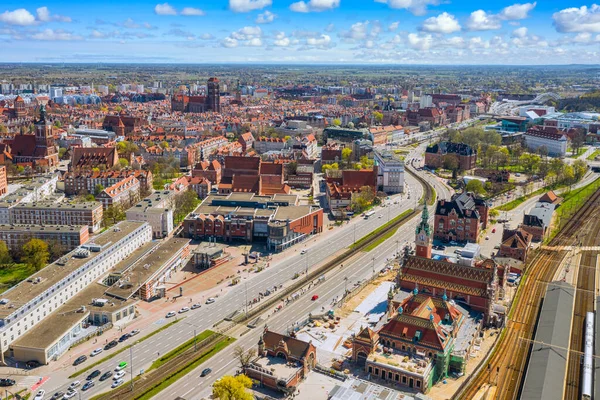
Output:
39,148,449,399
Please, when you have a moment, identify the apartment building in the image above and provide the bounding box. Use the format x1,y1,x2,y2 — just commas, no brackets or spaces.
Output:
0,224,89,251
434,192,489,243
0,221,152,363
96,176,140,209
125,190,176,238
374,150,405,194
10,202,103,232
63,169,153,195
0,166,7,196
523,126,568,157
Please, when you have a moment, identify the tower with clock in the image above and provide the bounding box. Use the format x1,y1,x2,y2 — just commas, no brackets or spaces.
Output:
415,203,432,258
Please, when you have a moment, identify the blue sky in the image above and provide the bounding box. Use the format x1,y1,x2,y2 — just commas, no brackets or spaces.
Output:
0,1,598,64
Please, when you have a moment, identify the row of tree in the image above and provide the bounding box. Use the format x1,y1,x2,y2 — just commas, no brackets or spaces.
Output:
0,239,50,271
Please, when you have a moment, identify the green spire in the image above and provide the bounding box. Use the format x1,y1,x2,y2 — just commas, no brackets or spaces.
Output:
415,204,431,237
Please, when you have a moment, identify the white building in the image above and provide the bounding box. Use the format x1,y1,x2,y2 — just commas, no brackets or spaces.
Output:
126,190,176,238
524,128,568,157
374,150,405,194
0,221,152,363
419,95,432,109
49,87,63,101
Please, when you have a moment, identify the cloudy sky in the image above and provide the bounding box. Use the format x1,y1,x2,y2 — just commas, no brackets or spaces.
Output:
0,1,599,64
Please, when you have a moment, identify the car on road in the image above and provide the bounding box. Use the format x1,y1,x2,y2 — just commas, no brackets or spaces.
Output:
485,236,490,240
492,228,496,233
300,249,307,255
111,379,124,388
449,241,458,246
81,381,94,391
34,390,45,400
73,355,87,366
205,297,216,304
0,379,15,387
68,381,80,390
118,333,131,342
191,303,201,310
90,348,103,357
99,371,113,381
115,361,128,371
104,340,118,350
62,390,76,399
86,370,101,380
311,294,319,301
130,329,140,336
26,360,41,369
50,392,64,400
113,370,126,380
165,311,176,318
179,307,190,313
201,368,212,377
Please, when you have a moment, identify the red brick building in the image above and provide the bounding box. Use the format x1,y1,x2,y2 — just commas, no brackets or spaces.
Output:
192,160,222,184
424,142,477,171
498,228,532,262
64,169,152,195
0,166,7,196
71,147,119,170
9,106,59,171
325,168,378,213
434,192,489,243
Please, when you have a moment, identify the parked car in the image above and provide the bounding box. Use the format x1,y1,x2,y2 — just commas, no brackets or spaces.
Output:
0,379,15,387
104,340,118,350
111,379,124,388
311,294,319,301
99,371,113,381
113,370,126,380
179,307,190,314
165,311,176,318
205,298,216,304
129,329,140,336
50,392,64,400
86,370,101,381
449,241,458,246
26,360,40,369
115,361,128,371
81,381,94,391
191,303,201,310
73,355,87,366
34,390,45,400
118,333,130,342
200,368,212,377
90,348,103,357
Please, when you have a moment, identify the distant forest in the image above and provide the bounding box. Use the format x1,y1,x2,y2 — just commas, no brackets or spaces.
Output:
558,91,600,112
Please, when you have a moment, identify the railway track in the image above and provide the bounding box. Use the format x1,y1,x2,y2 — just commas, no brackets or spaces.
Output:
455,187,600,400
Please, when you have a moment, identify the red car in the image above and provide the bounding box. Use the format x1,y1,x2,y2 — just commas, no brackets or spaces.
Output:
492,228,496,233
311,295,319,301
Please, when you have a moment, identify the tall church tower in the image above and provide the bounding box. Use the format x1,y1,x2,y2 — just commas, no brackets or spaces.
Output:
206,77,221,113
415,204,432,258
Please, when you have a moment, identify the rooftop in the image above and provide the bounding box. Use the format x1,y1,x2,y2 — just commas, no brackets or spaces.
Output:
250,356,301,383
13,201,102,210
0,224,87,233
0,221,146,320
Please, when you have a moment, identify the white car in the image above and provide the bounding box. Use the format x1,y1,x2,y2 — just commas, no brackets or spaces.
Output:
68,381,80,390
34,390,45,400
63,390,77,399
178,307,190,314
130,329,140,336
111,379,124,388
300,249,307,255
90,348,103,357
205,297,216,304
165,311,176,318
113,370,126,380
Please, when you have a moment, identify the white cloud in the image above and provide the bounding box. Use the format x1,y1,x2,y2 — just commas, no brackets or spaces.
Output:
30,28,82,41
199,33,214,40
221,37,238,47
256,10,276,23
248,37,263,46
34,7,72,23
229,0,272,13
290,0,340,13
374,0,440,16
0,9,36,26
553,5,600,33
91,30,107,38
306,34,332,48
154,3,177,15
407,33,433,50
466,10,501,31
500,2,536,20
512,27,528,38
274,32,291,46
341,21,369,40
420,12,461,34
181,7,205,16
121,18,140,29
388,21,399,31
325,23,335,32
231,26,262,40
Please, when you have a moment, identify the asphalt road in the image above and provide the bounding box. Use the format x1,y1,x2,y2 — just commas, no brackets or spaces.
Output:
41,164,428,398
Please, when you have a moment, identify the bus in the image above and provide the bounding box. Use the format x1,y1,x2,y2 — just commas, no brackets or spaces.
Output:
364,211,375,219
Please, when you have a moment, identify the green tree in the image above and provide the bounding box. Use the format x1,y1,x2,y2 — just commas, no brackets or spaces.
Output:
332,118,341,127
0,240,12,264
342,148,352,163
174,190,200,223
212,375,253,400
58,147,67,159
351,186,376,213
94,184,105,195
118,158,129,168
373,111,383,124
465,179,486,196
571,128,586,156
573,159,588,181
0,124,7,134
21,239,49,271
159,141,169,149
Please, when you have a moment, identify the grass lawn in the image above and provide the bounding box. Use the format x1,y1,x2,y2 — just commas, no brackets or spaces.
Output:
69,319,183,379
0,264,36,294
567,147,586,158
587,149,600,161
355,209,414,251
552,178,600,236
149,330,215,370
495,187,547,212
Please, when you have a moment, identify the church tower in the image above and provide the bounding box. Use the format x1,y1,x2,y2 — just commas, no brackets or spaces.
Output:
415,203,432,258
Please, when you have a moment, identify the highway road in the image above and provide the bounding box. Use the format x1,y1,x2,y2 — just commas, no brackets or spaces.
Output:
39,151,438,398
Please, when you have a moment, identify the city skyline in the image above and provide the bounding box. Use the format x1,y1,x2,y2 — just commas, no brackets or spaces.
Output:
0,1,599,64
